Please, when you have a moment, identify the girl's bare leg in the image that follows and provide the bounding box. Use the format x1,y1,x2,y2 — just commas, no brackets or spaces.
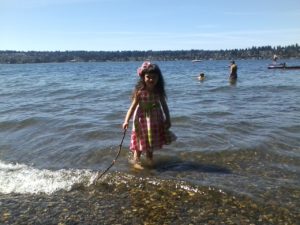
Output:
146,149,154,167
133,151,144,170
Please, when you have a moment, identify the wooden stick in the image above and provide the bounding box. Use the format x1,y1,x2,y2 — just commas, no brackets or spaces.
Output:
93,129,127,184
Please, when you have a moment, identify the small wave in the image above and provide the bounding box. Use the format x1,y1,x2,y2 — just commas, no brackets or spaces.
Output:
172,115,194,125
208,85,233,92
206,111,233,118
0,159,225,197
0,117,46,131
92,171,222,196
0,160,95,194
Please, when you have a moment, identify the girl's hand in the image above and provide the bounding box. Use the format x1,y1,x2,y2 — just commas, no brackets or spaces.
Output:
122,122,129,130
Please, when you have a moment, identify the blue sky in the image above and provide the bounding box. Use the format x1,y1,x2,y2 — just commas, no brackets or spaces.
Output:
1,0,299,51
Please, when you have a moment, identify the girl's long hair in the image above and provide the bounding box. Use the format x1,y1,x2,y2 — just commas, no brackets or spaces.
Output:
132,64,166,100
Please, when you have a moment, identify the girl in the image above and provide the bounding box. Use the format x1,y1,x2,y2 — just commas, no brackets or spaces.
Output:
123,61,175,169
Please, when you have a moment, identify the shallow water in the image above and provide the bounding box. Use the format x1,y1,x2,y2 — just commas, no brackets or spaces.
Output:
0,60,299,224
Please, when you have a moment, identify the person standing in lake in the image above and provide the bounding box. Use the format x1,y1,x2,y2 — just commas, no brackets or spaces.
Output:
123,61,175,169
229,60,238,81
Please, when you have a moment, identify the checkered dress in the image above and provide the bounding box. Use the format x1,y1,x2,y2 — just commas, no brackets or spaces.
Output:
130,90,168,152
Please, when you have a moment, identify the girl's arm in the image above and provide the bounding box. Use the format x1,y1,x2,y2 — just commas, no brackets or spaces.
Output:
122,96,139,130
160,96,171,129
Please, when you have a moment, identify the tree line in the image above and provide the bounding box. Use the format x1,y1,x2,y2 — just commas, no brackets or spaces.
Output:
0,44,299,64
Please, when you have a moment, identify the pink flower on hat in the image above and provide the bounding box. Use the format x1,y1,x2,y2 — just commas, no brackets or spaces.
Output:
137,61,151,76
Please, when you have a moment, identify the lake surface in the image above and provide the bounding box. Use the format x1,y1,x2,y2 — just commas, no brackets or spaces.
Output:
0,59,299,224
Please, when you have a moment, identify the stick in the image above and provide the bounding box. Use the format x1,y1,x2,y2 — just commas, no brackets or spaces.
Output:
93,128,127,184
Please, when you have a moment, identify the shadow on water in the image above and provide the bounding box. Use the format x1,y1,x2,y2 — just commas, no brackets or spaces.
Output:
154,160,231,174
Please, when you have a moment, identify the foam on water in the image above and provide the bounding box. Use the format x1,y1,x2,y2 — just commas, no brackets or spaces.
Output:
0,160,207,196
0,160,95,194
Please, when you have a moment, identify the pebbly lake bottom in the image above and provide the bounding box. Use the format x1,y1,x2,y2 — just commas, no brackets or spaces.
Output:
1,170,299,225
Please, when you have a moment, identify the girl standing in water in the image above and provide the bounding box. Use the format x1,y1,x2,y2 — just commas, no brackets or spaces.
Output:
123,61,175,169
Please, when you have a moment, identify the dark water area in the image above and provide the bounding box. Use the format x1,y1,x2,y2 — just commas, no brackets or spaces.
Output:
0,60,299,224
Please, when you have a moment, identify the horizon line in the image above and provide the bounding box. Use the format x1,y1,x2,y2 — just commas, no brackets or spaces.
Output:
1,43,299,53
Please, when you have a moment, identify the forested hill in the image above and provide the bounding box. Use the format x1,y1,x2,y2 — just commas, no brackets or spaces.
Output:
0,44,299,64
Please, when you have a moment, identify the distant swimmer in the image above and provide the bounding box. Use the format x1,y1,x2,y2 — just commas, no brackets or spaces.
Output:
198,72,205,81
229,60,237,81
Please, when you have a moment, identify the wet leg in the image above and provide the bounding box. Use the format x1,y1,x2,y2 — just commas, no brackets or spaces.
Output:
133,151,144,170
146,149,154,167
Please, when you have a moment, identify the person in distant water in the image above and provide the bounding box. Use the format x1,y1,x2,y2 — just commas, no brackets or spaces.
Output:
273,54,278,63
198,73,205,81
123,61,176,169
229,60,237,81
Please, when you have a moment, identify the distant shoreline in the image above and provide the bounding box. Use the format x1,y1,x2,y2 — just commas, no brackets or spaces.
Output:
0,44,299,64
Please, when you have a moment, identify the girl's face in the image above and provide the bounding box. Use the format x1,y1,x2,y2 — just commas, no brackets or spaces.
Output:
144,73,158,90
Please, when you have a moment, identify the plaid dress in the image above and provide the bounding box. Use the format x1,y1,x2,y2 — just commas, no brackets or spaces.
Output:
130,90,169,152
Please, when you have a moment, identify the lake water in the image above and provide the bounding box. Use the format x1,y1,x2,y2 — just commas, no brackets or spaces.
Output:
0,59,299,224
